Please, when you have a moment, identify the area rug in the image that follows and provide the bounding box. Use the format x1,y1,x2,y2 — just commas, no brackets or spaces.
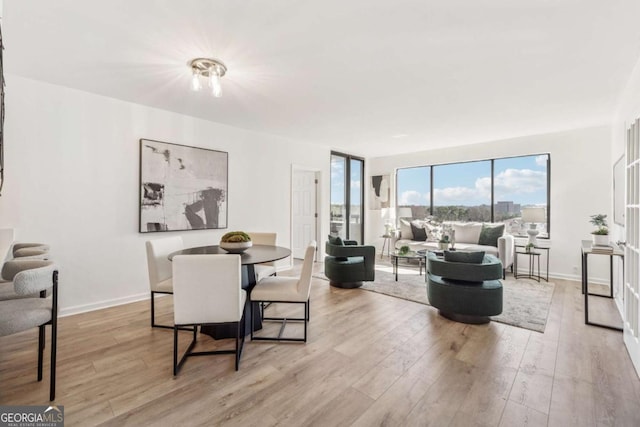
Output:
314,263,555,333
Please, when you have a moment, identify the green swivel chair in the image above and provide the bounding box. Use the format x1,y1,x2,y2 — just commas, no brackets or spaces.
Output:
427,251,503,324
324,236,375,289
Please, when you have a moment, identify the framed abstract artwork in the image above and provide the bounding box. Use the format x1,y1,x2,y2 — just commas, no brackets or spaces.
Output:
139,139,228,232
369,175,390,210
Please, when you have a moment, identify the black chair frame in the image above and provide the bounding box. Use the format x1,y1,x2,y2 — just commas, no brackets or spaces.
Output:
150,290,173,329
151,290,191,332
250,299,309,342
38,270,58,401
173,315,246,375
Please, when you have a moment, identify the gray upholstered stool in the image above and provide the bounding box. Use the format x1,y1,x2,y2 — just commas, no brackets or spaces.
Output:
427,252,503,324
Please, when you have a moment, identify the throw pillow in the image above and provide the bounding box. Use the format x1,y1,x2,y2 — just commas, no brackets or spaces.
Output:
410,223,427,241
399,219,413,240
328,235,344,246
328,235,347,261
451,222,483,244
478,224,505,247
425,223,441,242
444,250,485,264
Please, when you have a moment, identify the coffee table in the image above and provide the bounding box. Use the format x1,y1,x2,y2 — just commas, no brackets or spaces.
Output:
390,250,427,281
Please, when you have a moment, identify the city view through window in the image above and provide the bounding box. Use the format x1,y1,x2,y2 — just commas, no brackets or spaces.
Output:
330,153,364,243
397,154,549,236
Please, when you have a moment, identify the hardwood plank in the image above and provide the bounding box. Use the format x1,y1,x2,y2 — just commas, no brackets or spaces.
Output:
499,400,548,427
1,266,639,427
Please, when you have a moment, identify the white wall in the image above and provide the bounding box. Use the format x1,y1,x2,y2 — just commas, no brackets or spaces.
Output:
0,76,330,315
366,126,613,283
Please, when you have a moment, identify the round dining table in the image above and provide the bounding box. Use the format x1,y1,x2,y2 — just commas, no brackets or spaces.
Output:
168,244,291,339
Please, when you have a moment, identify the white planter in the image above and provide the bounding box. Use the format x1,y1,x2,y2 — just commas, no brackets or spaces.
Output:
592,234,609,246
219,241,252,253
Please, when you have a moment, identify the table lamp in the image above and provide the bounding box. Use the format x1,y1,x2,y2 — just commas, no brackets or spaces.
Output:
396,207,413,220
381,208,395,236
521,207,546,245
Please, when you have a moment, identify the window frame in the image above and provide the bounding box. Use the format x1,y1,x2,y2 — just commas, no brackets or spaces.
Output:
330,151,365,243
395,153,551,237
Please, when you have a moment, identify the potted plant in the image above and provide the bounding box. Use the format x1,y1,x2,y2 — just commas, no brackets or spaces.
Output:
589,214,609,246
525,243,534,253
438,235,450,251
220,231,253,253
398,245,410,255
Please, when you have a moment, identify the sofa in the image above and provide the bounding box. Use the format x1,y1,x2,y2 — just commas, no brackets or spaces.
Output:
394,219,514,278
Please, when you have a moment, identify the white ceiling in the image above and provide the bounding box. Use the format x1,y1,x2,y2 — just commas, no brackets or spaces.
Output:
4,0,640,157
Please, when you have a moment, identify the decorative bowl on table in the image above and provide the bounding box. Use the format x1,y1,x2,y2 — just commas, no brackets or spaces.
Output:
220,231,252,254
219,241,252,253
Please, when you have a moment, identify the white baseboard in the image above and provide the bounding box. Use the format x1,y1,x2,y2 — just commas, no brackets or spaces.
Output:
59,292,150,317
514,269,609,285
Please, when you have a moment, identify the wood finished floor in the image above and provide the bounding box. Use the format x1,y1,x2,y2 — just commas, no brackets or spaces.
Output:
1,262,640,426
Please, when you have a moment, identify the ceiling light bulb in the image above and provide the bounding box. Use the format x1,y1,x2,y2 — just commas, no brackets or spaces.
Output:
191,69,202,91
209,72,222,97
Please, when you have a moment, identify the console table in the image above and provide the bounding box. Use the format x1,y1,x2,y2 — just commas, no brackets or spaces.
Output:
580,240,624,331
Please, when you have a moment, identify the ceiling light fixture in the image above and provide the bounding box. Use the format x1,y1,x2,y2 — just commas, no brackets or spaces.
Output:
189,58,227,98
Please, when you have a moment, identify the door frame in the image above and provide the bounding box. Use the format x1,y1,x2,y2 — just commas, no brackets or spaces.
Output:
623,118,640,377
290,164,321,265
330,151,365,243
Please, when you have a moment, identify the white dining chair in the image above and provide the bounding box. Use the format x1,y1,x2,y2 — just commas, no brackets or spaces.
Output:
172,254,246,374
250,241,316,342
145,236,183,329
247,232,278,281
0,260,59,401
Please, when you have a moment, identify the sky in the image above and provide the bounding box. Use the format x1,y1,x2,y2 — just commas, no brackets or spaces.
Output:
331,154,548,207
397,154,548,207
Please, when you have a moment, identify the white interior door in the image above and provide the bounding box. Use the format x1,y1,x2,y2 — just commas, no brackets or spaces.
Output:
292,169,318,259
624,118,640,376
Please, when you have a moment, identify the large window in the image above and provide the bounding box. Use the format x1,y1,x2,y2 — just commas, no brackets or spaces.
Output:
396,166,430,220
433,160,492,222
331,152,364,243
396,154,550,236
